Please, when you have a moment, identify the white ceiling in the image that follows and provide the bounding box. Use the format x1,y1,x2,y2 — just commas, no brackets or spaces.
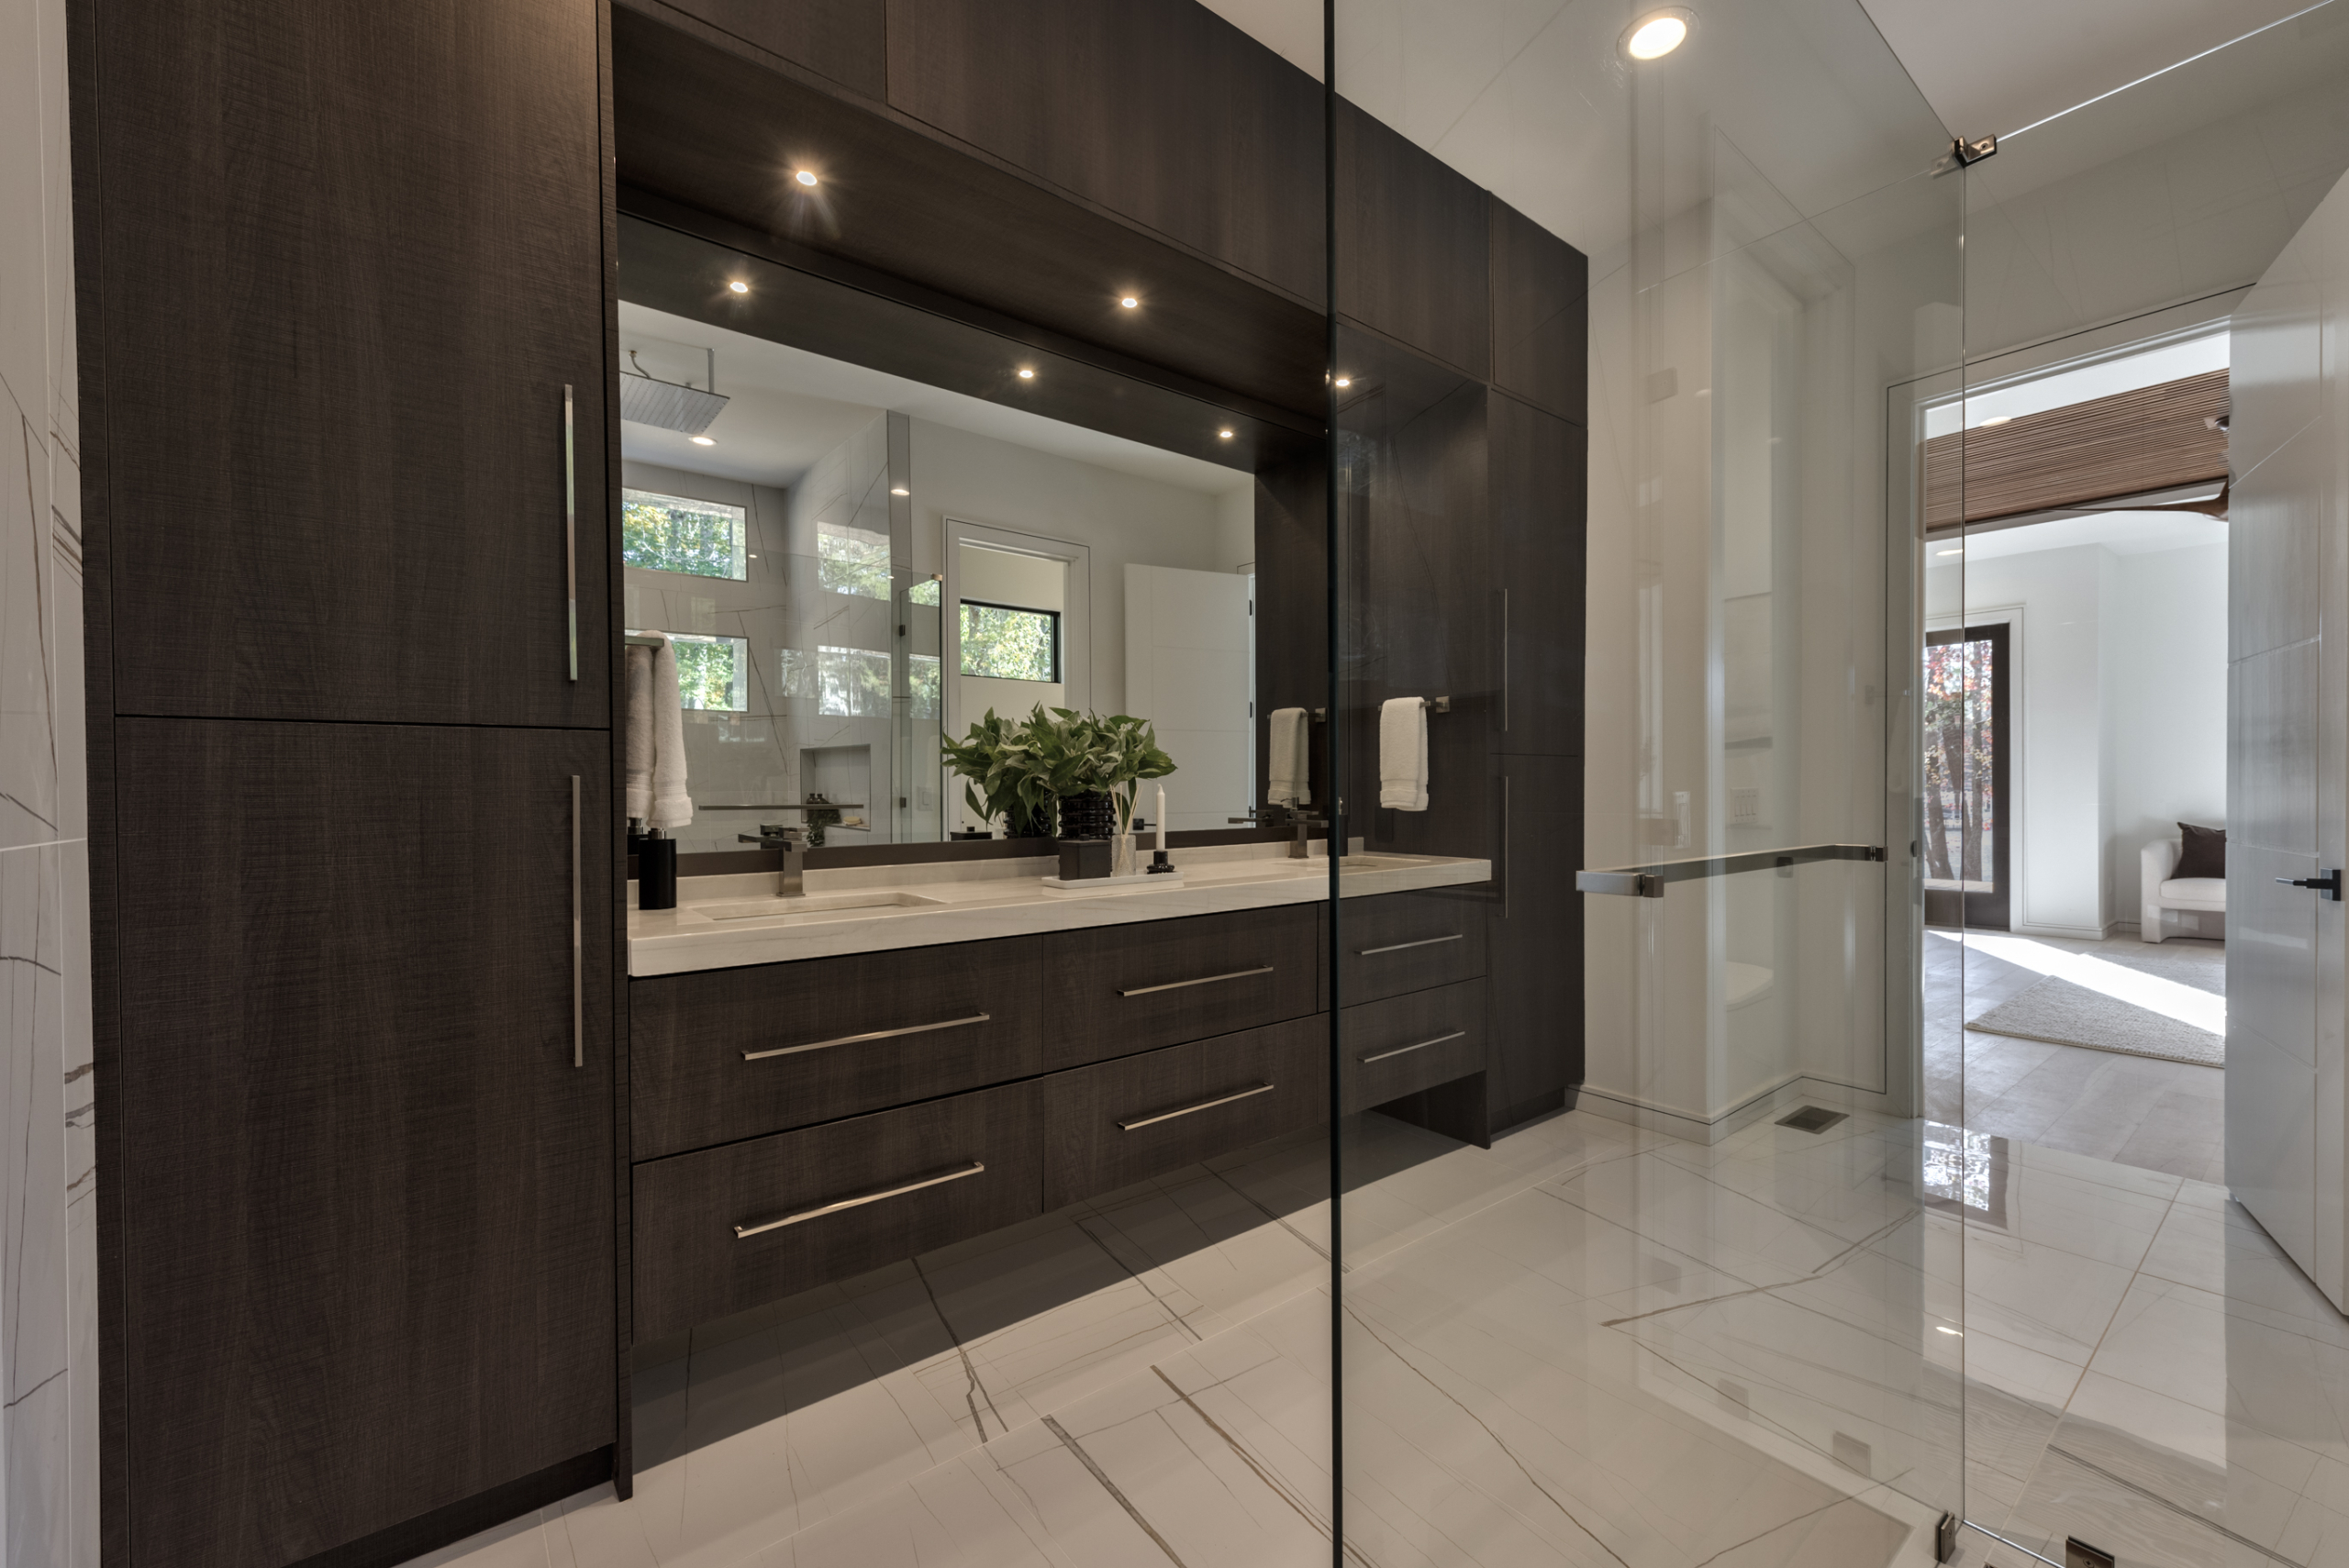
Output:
618,303,1251,498
1934,508,2229,562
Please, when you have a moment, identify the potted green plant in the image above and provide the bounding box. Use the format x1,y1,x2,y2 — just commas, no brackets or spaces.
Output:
940,708,1058,839
1017,707,1175,858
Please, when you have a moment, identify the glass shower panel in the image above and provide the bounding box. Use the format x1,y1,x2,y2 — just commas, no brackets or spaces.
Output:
1329,0,1965,1561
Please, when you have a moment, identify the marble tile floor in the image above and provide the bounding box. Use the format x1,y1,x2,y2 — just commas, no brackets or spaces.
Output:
411,1106,1989,1568
408,1084,2349,1568
1926,929,2227,1184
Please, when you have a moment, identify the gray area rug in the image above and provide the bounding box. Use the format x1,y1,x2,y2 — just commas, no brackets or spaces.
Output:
1970,975,2224,1067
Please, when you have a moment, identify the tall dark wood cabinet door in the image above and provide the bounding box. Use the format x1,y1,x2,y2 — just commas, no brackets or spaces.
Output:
89,0,607,728
1490,392,1586,754
112,720,615,1568
1489,751,1584,1130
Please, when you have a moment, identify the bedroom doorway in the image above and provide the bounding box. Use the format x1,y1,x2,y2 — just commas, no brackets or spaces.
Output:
1922,621,2010,931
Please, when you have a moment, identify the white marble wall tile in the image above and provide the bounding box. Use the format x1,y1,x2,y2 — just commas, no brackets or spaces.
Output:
1,843,68,1568
0,399,58,854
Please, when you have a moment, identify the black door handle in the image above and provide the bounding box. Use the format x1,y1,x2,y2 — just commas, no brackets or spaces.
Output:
2277,870,2342,901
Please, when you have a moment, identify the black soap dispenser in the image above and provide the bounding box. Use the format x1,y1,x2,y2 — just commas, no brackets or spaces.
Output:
637,827,678,911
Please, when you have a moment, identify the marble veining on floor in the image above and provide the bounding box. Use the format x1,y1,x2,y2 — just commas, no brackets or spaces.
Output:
405,1055,2344,1568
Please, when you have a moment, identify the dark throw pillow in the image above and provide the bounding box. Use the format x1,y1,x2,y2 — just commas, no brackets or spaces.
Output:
2174,822,2226,881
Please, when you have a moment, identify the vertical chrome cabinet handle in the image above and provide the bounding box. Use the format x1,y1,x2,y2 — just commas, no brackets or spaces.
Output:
563,385,578,683
1501,587,1510,732
570,774,583,1068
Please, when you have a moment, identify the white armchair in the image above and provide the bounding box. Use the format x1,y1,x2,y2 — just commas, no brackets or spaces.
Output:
2142,837,2225,943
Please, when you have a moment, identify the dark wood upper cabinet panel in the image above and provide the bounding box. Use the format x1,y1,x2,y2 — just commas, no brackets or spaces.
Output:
91,0,610,727
883,0,1324,305
651,0,885,97
1489,391,1586,755
1490,199,1587,426
113,720,615,1568
614,7,1326,418
1336,100,1490,380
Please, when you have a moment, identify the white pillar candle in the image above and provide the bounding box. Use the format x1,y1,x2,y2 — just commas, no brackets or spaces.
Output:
1156,784,1166,851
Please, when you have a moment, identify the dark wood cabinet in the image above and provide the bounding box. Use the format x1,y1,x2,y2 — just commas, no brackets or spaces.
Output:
1336,100,1491,378
89,0,609,728
1040,904,1319,1069
1338,890,1489,1005
1490,200,1588,426
1342,981,1486,1116
1491,392,1587,754
885,0,1324,306
1041,1017,1327,1208
109,720,616,1568
630,938,1044,1159
631,1082,1043,1341
649,0,886,97
1488,751,1585,1130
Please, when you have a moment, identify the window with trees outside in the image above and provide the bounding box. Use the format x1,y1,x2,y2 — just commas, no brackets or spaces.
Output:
630,630,749,712
959,601,1060,683
621,489,747,580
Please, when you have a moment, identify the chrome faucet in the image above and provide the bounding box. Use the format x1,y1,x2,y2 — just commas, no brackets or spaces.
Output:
773,826,808,896
1288,810,1330,859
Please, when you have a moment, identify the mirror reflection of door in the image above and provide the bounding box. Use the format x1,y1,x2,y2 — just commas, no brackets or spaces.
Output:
1922,622,2010,930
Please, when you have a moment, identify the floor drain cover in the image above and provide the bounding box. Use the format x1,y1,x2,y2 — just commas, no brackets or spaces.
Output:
1776,1106,1848,1134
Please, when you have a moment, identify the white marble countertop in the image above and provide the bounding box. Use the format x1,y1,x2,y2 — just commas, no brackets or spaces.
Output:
627,840,1493,976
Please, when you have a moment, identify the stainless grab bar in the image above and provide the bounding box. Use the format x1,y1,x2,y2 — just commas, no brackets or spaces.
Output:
1118,965,1274,997
1576,843,1887,897
1119,1083,1275,1131
1355,933,1464,957
742,1012,991,1062
1359,1029,1465,1065
734,1160,986,1239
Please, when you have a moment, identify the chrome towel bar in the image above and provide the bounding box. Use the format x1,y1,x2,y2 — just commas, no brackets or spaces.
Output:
1577,843,1886,897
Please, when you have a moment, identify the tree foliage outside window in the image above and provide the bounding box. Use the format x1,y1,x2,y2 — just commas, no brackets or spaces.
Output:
622,489,746,580
1921,638,1995,887
819,524,891,599
960,601,1059,683
907,654,941,719
635,631,748,712
818,645,891,717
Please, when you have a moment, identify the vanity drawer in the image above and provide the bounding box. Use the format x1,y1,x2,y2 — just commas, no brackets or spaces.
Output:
1337,890,1487,1005
629,938,1043,1160
1041,904,1319,1071
1341,980,1486,1115
631,1081,1042,1341
1042,1016,1326,1208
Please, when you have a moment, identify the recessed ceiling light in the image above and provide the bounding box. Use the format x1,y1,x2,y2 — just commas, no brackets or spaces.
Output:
1017,367,1035,380
691,435,716,446
1119,296,1139,309
1935,547,1961,556
728,280,749,295
794,170,819,187
1622,7,1692,59
1334,376,1352,388
1979,415,2012,427
890,486,909,496
1218,428,1234,439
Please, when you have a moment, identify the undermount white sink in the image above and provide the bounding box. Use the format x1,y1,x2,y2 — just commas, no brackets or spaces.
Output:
696,890,948,922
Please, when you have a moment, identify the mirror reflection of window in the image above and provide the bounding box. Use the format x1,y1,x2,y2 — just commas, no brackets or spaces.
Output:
959,602,1061,683
621,488,747,580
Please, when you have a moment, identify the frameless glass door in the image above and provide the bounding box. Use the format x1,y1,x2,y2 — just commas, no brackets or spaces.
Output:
1327,0,1967,1561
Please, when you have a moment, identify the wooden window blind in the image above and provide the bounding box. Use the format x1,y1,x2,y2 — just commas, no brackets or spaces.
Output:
1923,368,2228,528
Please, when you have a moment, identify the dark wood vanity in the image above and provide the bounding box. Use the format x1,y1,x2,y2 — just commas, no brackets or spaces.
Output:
69,0,1583,1562
628,892,1486,1343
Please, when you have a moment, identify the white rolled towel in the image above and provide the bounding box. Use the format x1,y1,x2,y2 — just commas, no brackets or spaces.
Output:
647,634,694,828
1379,697,1427,811
1267,706,1310,806
624,643,654,819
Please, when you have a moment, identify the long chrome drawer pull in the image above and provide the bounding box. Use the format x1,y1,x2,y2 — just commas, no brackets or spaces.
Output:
1119,1082,1275,1132
1355,933,1464,957
570,774,583,1069
741,1012,991,1062
1118,965,1275,997
1358,1029,1465,1065
562,384,577,684
734,1160,986,1239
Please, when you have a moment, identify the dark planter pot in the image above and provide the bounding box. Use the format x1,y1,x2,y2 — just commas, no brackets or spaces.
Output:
1056,791,1116,841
